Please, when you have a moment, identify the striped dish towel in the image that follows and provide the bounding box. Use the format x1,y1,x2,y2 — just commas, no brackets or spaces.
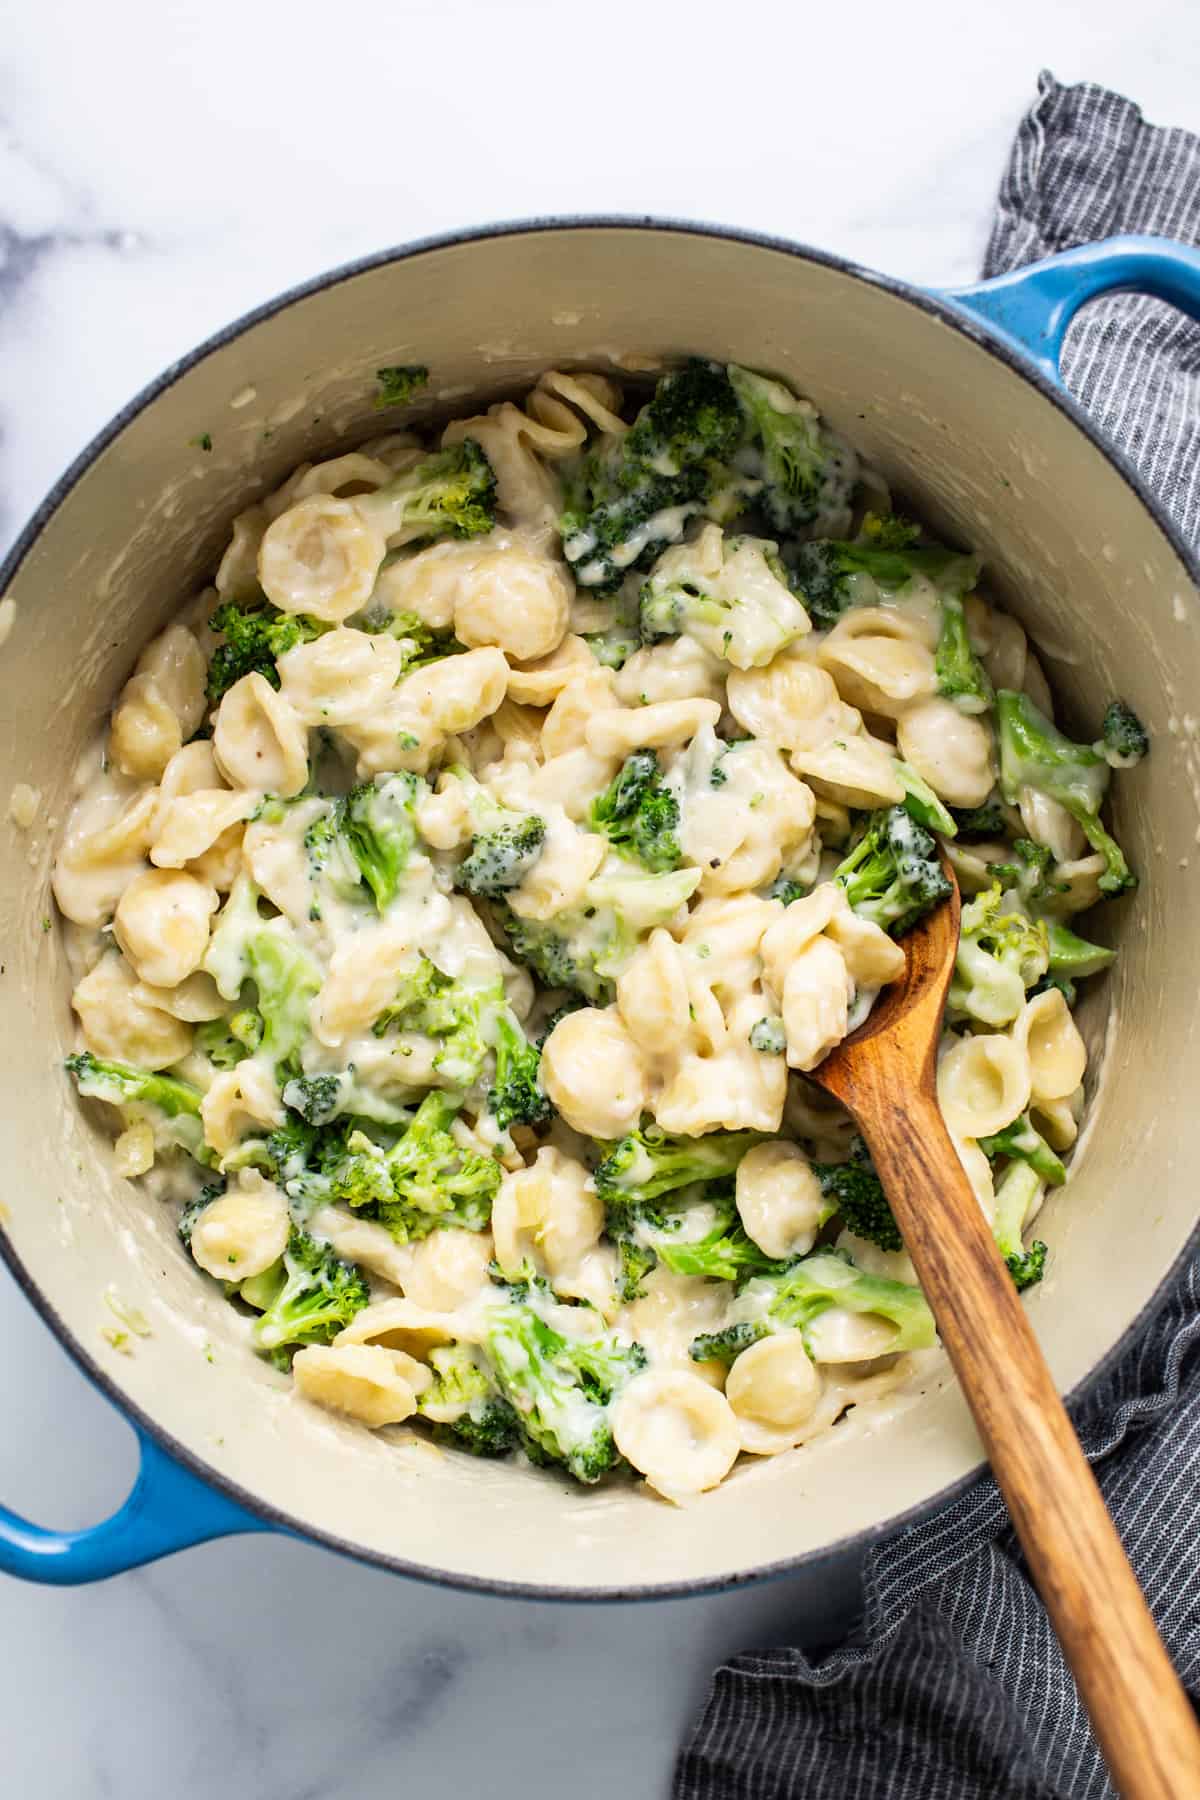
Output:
675,72,1200,1800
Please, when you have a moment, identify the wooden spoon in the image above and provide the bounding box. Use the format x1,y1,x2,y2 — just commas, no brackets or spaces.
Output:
810,868,1200,1798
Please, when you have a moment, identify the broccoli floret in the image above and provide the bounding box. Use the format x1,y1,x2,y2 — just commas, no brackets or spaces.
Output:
481,1279,646,1483
1043,918,1115,981
457,816,547,897
488,1006,550,1133
178,1181,223,1246
356,440,497,546
951,799,1010,839
595,1124,761,1207
279,1073,344,1127
638,531,811,669
341,774,419,910
251,1227,369,1355
493,865,700,1003
978,1115,1067,1187
444,769,548,899
833,806,952,937
991,837,1060,906
195,1010,263,1070
328,1091,500,1242
895,761,957,836
765,876,809,905
206,601,328,703
1099,699,1149,768
589,749,681,872
813,1157,901,1253
374,364,429,409
948,883,1050,1027
787,526,980,630
583,626,641,669
996,689,1136,896
202,876,321,1075
417,1343,520,1458
991,1161,1048,1292
609,1185,781,1289
358,606,461,673
727,363,858,537
690,1248,935,1364
749,1017,786,1054
66,1051,213,1166
559,361,757,591
935,593,993,713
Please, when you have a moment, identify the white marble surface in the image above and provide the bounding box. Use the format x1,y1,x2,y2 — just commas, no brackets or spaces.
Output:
1,4,1197,1793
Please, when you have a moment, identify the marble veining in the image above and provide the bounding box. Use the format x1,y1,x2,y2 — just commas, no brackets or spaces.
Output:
1,3,1197,1794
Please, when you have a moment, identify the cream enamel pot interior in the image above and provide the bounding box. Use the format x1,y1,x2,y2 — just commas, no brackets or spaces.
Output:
3,221,1200,1600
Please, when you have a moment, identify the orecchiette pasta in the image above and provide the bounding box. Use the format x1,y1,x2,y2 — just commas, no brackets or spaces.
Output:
189,1173,290,1281
113,868,219,989
60,353,1137,1506
725,1332,823,1454
540,1007,647,1140
612,1369,742,1499
292,1344,430,1428
213,672,309,797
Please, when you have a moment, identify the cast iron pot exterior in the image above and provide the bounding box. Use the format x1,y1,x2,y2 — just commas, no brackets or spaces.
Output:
2,220,1200,1600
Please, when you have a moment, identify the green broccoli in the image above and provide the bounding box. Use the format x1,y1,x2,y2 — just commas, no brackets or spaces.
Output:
355,439,497,546
1099,699,1149,768
595,1124,762,1207
559,360,757,591
948,882,1050,1027
371,954,490,1086
951,798,1010,839
607,1185,781,1291
341,775,419,910
358,606,461,673
443,769,548,899
417,1343,521,1458
895,761,958,836
206,601,328,703
813,1157,901,1253
996,689,1136,896
935,593,993,713
589,749,681,872
457,816,547,898
195,1010,263,1070
833,806,952,937
990,837,1060,906
494,865,700,1002
1043,918,1115,981
249,1227,370,1356
178,1181,223,1246
787,524,980,630
65,1052,213,1166
481,1277,647,1483
727,363,858,537
690,1247,935,1364
335,1091,501,1242
374,364,429,409
202,876,322,1075
765,876,810,905
638,532,811,668
991,1160,1048,1291
978,1115,1067,1187
488,1005,550,1133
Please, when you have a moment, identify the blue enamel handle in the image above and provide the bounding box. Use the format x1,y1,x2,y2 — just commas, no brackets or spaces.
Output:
0,1426,269,1585
943,234,1200,384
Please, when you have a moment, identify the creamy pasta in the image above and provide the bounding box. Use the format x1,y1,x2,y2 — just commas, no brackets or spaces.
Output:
56,358,1145,1501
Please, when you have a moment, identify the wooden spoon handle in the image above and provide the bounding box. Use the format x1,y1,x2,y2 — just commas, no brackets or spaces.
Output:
863,1087,1200,1799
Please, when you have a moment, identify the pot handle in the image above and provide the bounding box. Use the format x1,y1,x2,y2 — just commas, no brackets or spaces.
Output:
0,1426,270,1585
943,233,1200,383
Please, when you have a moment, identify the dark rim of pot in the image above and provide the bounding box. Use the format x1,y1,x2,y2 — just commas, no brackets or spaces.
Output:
1,214,1196,1605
